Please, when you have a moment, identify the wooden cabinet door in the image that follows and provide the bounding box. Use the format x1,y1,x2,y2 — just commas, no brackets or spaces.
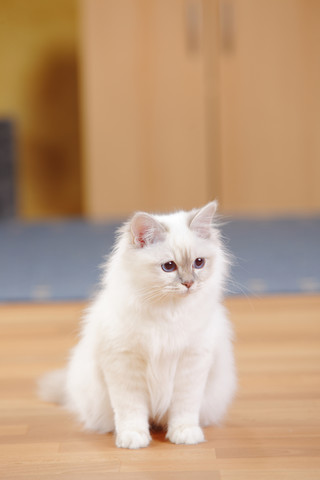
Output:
219,0,320,214
80,0,219,219
81,0,320,219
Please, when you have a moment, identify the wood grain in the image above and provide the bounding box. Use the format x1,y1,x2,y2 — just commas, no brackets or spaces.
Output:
80,0,211,218
0,296,319,479
220,0,320,214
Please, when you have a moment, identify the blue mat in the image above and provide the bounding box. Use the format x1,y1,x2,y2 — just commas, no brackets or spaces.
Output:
0,216,320,302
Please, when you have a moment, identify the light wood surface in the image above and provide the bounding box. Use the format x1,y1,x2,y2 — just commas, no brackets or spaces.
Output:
80,0,214,218
219,0,320,214
80,0,320,219
1,295,320,479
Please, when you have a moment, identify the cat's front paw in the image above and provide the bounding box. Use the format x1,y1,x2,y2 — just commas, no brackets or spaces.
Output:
167,425,205,445
116,430,151,449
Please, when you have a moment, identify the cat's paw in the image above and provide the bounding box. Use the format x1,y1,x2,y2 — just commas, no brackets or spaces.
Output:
116,430,151,449
167,425,205,445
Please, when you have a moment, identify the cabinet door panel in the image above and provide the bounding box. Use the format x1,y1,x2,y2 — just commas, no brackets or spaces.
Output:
220,0,320,214
81,0,215,218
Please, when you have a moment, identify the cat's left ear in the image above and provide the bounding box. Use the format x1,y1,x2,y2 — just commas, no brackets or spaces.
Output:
190,200,218,239
130,212,166,248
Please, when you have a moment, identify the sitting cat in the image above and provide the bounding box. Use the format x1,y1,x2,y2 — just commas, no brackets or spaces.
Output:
39,201,236,449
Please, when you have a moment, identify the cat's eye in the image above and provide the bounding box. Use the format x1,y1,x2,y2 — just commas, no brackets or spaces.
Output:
161,261,177,273
193,258,205,269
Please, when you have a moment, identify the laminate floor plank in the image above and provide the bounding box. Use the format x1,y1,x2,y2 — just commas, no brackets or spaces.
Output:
0,296,319,479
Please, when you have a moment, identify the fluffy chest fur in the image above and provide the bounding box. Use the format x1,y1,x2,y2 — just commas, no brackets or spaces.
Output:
93,289,220,423
145,350,179,421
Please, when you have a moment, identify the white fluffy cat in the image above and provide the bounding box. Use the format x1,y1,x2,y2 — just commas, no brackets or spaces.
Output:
38,201,236,449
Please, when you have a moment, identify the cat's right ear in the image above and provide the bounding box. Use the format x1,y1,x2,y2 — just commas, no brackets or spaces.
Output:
130,213,166,248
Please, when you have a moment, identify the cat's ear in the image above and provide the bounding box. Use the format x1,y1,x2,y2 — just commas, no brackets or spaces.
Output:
130,212,166,248
190,200,218,239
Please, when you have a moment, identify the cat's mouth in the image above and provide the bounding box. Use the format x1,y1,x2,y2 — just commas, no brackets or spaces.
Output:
145,283,197,302
178,284,196,296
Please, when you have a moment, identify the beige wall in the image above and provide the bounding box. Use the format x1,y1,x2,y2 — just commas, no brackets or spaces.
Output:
0,0,82,218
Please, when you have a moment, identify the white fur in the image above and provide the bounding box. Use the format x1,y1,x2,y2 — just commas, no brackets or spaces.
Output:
38,202,236,449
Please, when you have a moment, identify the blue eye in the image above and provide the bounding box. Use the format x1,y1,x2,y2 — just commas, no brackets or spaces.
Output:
161,261,177,273
193,258,205,269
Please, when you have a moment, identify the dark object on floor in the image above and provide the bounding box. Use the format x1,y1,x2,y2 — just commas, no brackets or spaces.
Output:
0,119,16,218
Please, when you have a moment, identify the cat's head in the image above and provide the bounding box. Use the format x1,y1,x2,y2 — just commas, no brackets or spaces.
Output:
122,201,227,303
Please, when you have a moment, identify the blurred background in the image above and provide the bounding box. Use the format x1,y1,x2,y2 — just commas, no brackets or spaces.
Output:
1,0,320,301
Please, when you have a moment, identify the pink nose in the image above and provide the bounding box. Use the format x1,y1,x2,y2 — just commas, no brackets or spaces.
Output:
182,280,194,289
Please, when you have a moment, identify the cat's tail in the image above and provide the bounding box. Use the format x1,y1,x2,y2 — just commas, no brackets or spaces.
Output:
37,368,67,405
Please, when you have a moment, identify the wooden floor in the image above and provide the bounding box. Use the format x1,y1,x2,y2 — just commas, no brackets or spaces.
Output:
0,295,320,480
